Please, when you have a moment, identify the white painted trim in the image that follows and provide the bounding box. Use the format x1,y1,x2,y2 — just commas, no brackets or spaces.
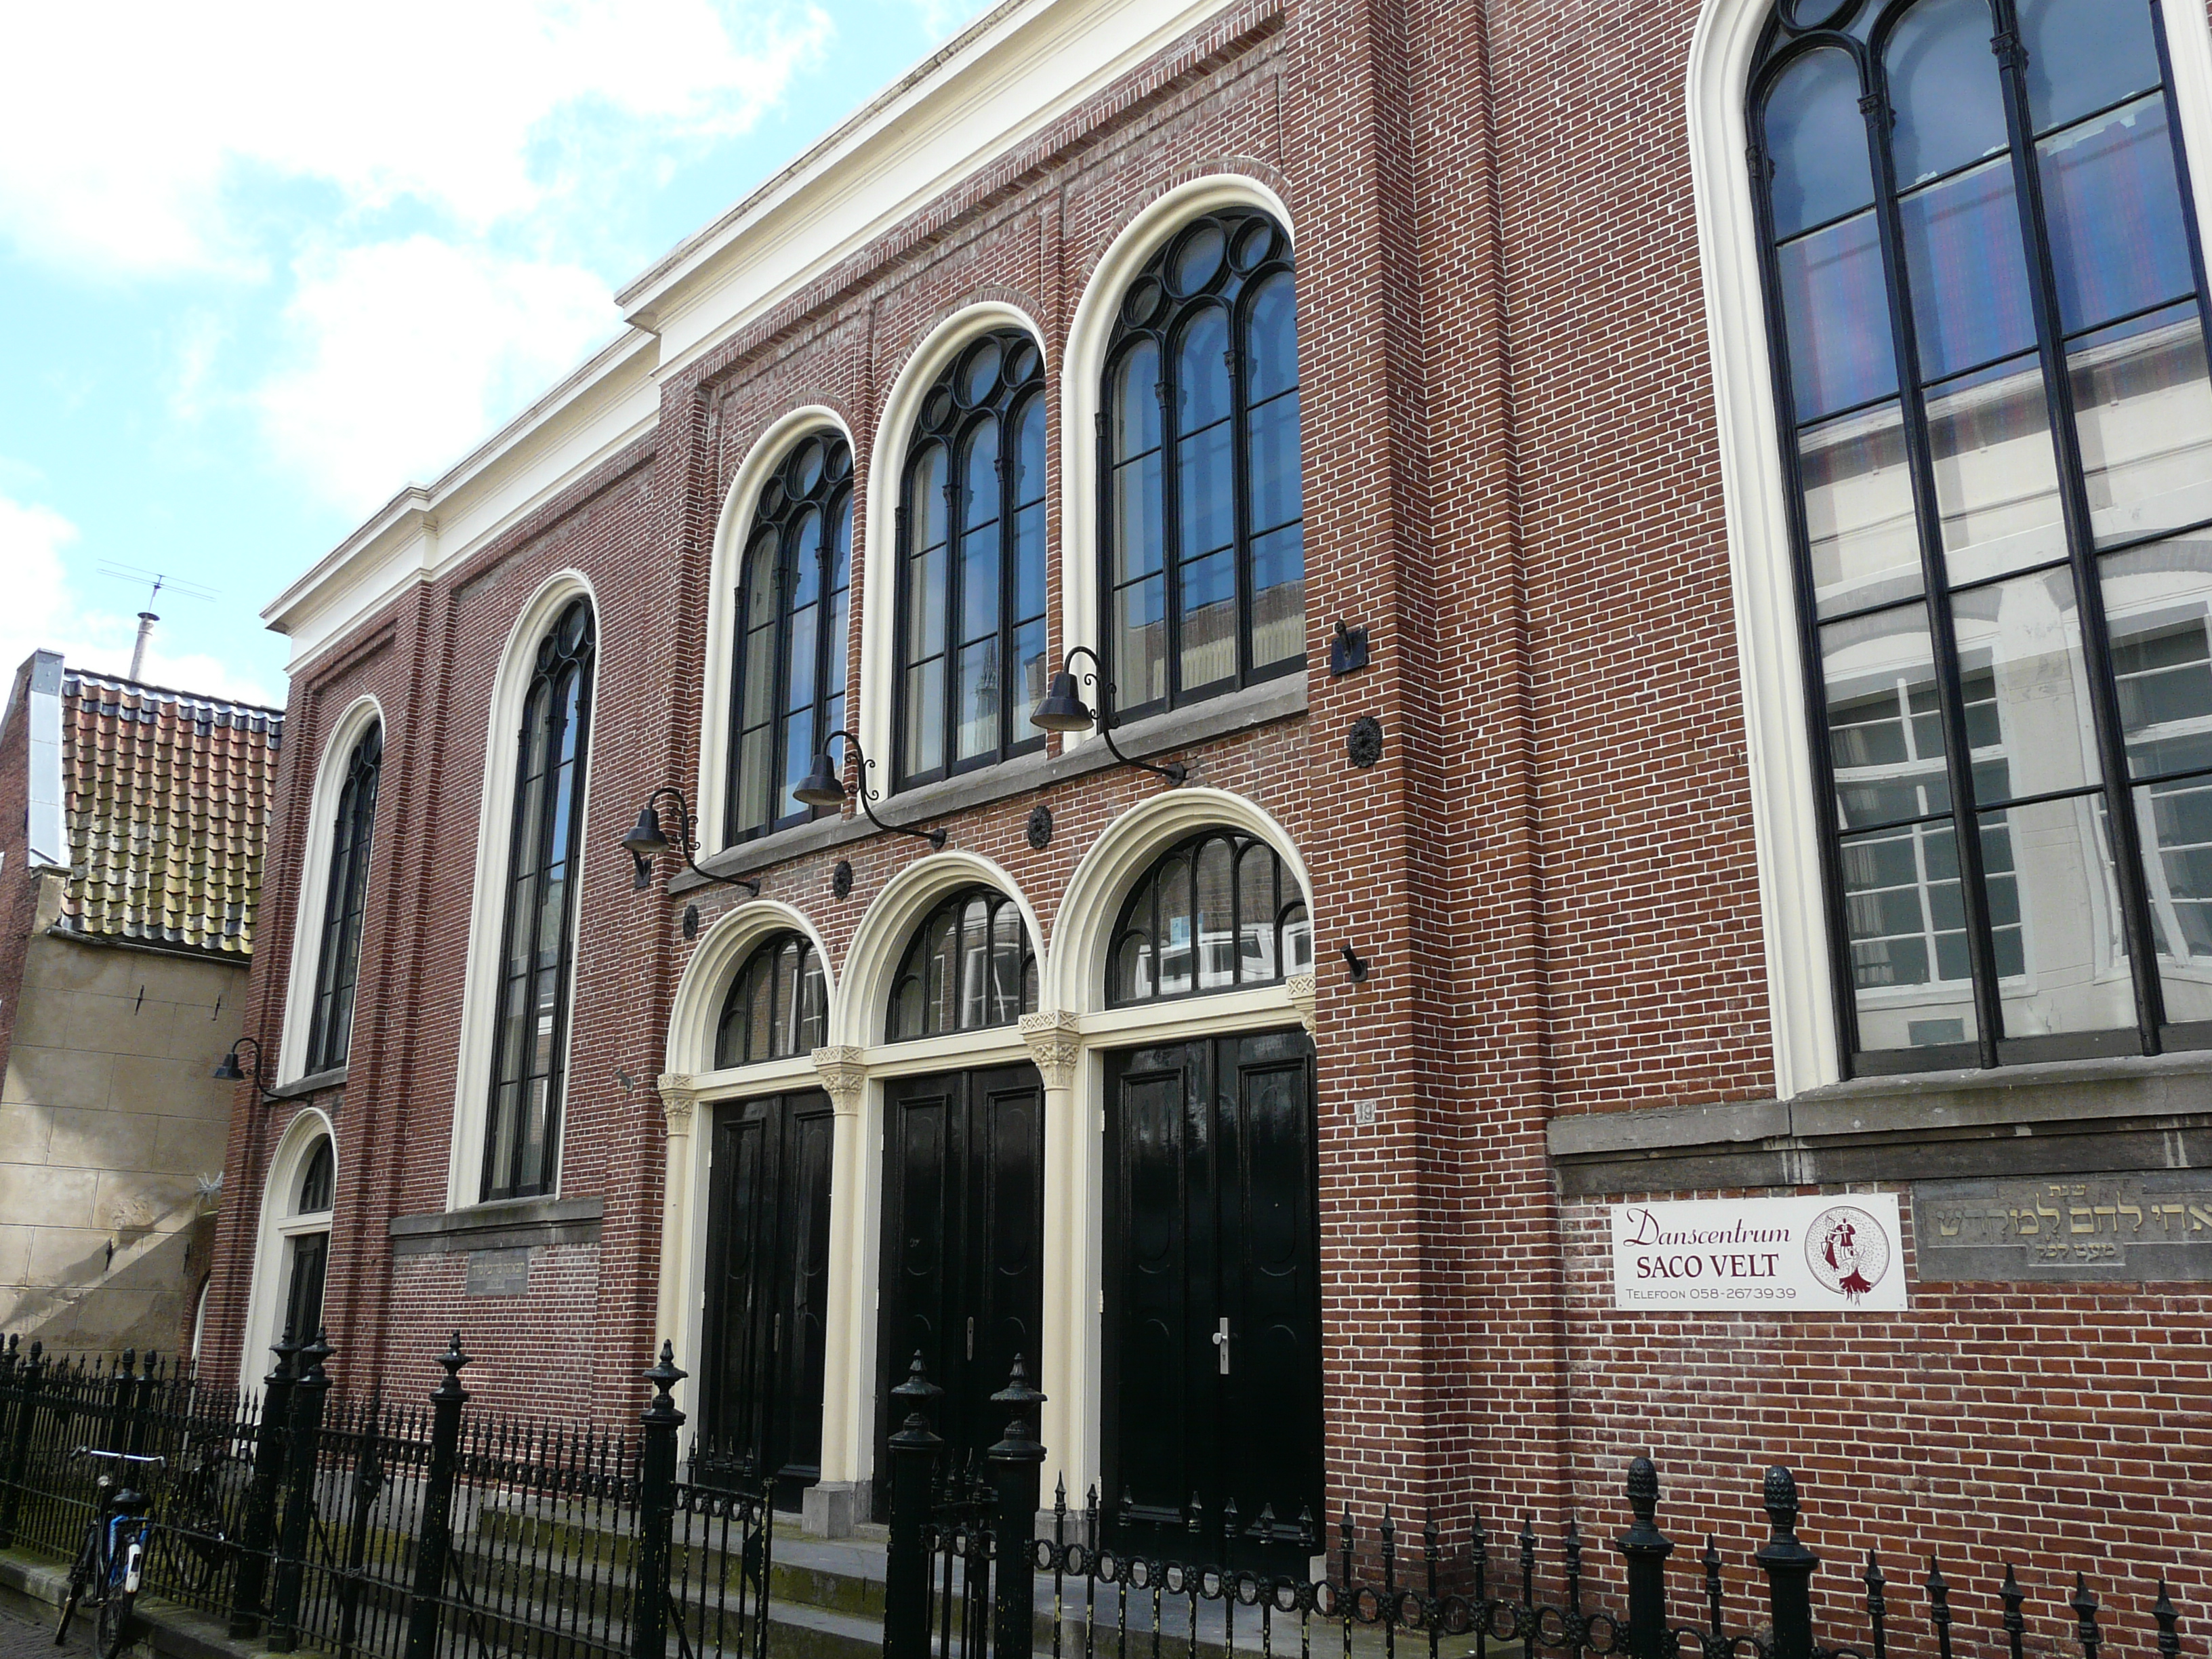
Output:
699,409,859,851
859,304,1048,788
445,572,600,1209
237,1109,335,1396
663,899,842,1078
1042,784,1312,1014
1685,0,2212,1099
275,697,384,1086
1057,175,1297,743
830,849,1048,1048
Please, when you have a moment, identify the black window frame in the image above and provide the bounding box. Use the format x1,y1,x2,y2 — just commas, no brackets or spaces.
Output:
1099,208,1306,724
886,885,1038,1040
893,330,1050,790
1748,0,2212,1075
482,598,596,1202
714,931,829,1067
1105,828,1312,1008
727,432,854,844
304,722,381,1075
295,1137,335,1215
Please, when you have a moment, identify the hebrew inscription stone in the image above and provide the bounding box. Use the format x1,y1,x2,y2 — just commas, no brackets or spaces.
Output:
466,1247,532,1297
1914,1173,2212,1281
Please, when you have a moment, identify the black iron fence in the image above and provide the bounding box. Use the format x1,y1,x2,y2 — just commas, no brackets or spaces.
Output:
878,1353,2195,1659
0,1332,770,1659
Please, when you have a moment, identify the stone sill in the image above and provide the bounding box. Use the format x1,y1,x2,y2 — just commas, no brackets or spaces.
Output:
268,1066,346,1101
388,1194,604,1255
1549,1050,2212,1195
675,675,1308,892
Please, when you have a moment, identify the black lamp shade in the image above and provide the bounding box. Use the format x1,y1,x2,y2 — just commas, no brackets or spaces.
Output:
621,805,671,859
792,751,848,809
212,1046,246,1082
1030,670,1094,733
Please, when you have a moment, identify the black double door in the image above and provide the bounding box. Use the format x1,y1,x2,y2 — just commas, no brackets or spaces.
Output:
875,1063,1044,1509
1103,1029,1321,1572
701,1090,835,1509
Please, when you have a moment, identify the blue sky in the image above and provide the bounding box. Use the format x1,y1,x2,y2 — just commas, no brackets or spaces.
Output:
0,0,991,708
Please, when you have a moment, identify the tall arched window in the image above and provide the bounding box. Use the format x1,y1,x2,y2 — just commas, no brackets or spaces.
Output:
304,722,380,1074
888,886,1037,1039
730,434,853,841
484,598,594,1201
1109,829,1311,1006
715,933,828,1067
283,1135,333,1344
895,332,1049,787
1102,210,1305,718
1753,0,2212,1072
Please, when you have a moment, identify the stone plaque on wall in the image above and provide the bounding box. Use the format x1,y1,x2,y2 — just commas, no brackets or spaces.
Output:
1914,1174,2212,1281
465,1247,532,1297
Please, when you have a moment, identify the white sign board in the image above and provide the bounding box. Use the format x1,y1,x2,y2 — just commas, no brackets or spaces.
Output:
1610,1194,1907,1311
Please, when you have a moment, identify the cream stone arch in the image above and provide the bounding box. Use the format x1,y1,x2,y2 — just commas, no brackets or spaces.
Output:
654,899,840,1463
699,407,859,851
446,569,598,1209
237,1107,336,1395
857,303,1048,790
276,695,384,1086
1058,174,1298,739
1687,0,2212,1099
832,849,1048,1051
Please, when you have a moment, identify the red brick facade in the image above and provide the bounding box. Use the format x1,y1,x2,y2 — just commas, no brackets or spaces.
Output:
206,0,2212,1638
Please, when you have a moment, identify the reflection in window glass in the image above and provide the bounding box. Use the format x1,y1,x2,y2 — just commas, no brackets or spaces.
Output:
888,887,1037,1040
715,933,828,1067
1109,830,1309,1006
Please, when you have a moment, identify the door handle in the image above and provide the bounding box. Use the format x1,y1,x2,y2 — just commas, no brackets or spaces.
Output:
967,1315,976,1360
773,1312,783,1354
1212,1317,1231,1375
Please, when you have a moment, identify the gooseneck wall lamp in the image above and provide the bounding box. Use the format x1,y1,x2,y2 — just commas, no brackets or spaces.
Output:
621,785,762,897
1030,644,1187,785
212,1036,280,1105
793,731,947,849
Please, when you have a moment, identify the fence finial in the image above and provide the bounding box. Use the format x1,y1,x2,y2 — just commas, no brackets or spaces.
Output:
642,1340,687,1427
2072,1572,2102,1659
2154,1578,2182,1659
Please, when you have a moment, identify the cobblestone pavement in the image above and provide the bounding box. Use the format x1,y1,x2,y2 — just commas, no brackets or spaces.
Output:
0,1583,91,1659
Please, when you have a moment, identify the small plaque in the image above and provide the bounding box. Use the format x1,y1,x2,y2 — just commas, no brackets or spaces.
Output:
1353,1100,1379,1127
466,1248,531,1298
1914,1173,2212,1282
1611,1194,1907,1311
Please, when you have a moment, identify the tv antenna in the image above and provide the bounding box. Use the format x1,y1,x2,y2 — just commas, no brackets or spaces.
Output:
96,563,218,681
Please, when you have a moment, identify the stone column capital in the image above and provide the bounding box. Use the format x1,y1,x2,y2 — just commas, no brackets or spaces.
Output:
811,1044,870,1113
657,1073,699,1130
1286,972,1317,1038
1019,1009,1083,1090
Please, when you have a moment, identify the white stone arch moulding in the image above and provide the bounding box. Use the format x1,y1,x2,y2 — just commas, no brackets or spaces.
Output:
1686,0,2212,1100
275,695,384,1086
831,849,1050,1050
237,1106,335,1396
699,406,860,851
1057,173,1298,752
662,899,841,1078
445,569,600,1209
1044,784,1315,1017
857,303,1049,790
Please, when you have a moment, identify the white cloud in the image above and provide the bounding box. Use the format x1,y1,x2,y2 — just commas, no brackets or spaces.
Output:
0,0,833,278
0,493,281,706
255,238,619,513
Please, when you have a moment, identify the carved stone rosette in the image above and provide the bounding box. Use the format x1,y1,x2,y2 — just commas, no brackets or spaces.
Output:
656,1072,699,1130
1019,1009,1083,1090
1286,972,1318,1037
811,1044,869,1113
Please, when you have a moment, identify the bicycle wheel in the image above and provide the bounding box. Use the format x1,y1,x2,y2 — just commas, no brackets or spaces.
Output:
95,1588,134,1659
54,1548,91,1644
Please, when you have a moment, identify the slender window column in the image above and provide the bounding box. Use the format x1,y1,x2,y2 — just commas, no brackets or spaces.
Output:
810,1045,872,1496
1020,1008,1086,1502
653,1075,700,1362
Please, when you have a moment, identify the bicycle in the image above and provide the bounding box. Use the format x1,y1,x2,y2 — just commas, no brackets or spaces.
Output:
53,1448,166,1659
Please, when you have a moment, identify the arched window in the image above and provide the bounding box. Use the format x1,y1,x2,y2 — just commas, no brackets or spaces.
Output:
304,722,380,1074
715,933,828,1067
1752,0,2212,1071
1102,210,1305,719
895,332,1049,786
297,1137,335,1213
283,1134,333,1345
888,886,1038,1039
484,598,594,1200
730,434,853,841
1108,829,1311,1005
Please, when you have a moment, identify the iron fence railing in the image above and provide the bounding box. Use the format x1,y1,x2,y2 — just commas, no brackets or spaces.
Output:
0,1332,769,1659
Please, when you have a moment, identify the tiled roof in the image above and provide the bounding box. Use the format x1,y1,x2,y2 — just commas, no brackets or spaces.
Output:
56,669,285,958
